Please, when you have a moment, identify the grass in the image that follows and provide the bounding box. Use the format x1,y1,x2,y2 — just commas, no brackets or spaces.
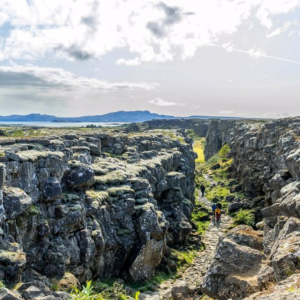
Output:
2,129,43,138
69,280,134,300
129,249,197,293
191,203,210,235
233,209,255,227
193,138,206,163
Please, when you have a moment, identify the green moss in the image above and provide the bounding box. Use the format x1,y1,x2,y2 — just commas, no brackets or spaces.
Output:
86,190,109,202
0,280,5,288
219,144,230,157
233,209,255,227
27,205,40,216
107,186,134,197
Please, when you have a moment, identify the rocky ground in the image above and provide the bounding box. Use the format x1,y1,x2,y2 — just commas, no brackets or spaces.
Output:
139,194,233,300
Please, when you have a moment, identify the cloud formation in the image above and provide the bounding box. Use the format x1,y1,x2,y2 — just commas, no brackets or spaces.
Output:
1,0,299,63
0,65,158,91
219,110,234,114
148,98,182,106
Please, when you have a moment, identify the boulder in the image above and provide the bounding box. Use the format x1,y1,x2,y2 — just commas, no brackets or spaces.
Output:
202,227,266,300
63,163,95,189
170,280,189,300
129,239,165,282
42,178,62,201
3,187,32,219
0,288,22,300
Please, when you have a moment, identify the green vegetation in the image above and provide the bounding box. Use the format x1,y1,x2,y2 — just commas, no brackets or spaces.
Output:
0,281,5,288
193,138,206,163
2,129,43,138
191,203,210,235
233,209,255,227
129,249,196,293
69,280,134,300
219,144,230,157
194,140,253,228
186,129,206,163
27,205,40,216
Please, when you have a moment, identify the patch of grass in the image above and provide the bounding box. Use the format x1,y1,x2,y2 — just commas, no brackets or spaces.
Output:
193,138,206,163
191,203,210,235
129,271,172,292
27,205,40,216
0,281,5,288
219,144,230,158
233,209,255,227
69,280,131,300
129,249,196,293
92,280,129,300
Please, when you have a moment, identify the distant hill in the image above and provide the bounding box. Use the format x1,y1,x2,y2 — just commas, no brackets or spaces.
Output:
0,110,242,123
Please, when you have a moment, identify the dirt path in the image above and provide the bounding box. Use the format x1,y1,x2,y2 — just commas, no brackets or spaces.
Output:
140,196,233,300
182,196,233,290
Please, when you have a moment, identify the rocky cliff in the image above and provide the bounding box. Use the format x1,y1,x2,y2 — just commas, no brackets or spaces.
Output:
145,119,209,138
202,117,300,299
0,129,195,299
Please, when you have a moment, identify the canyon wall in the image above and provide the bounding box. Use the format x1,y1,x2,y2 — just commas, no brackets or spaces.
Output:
203,117,300,299
0,130,195,299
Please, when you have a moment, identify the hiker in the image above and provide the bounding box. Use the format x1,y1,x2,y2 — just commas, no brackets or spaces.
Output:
215,204,221,223
200,184,205,197
217,202,223,220
211,203,217,221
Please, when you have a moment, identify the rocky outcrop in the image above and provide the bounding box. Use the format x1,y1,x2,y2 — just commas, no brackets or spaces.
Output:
0,129,195,296
145,119,209,137
202,117,300,299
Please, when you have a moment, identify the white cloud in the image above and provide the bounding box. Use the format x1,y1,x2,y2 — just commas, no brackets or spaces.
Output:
262,112,290,118
116,58,141,66
247,46,265,59
219,110,234,114
0,0,299,63
148,98,182,106
0,64,158,91
266,21,292,38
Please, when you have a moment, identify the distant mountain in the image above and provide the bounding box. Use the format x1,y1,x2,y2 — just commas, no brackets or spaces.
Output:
0,113,57,122
55,111,176,122
0,110,242,123
0,111,176,123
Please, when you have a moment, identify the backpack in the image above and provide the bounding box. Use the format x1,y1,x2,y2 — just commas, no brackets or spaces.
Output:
215,208,221,215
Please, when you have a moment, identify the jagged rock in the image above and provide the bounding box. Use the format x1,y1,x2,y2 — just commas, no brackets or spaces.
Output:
0,129,195,288
42,178,62,201
0,288,22,300
18,281,51,296
21,286,45,300
3,187,32,219
244,274,300,300
202,226,266,300
228,200,250,213
129,239,165,282
170,280,189,300
63,162,95,188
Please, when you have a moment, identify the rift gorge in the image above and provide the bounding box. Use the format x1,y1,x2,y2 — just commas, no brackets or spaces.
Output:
1,118,300,300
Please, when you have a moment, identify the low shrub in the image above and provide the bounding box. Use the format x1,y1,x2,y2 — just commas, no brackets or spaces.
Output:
234,209,255,227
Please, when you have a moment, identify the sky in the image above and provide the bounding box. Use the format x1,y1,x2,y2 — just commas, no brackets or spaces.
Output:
0,0,300,118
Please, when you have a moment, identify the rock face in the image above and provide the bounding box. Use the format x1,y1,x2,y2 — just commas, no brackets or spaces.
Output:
202,117,300,299
0,129,195,290
145,119,209,138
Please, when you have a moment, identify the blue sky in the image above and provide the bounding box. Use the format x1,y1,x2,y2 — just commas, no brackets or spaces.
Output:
0,0,300,117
